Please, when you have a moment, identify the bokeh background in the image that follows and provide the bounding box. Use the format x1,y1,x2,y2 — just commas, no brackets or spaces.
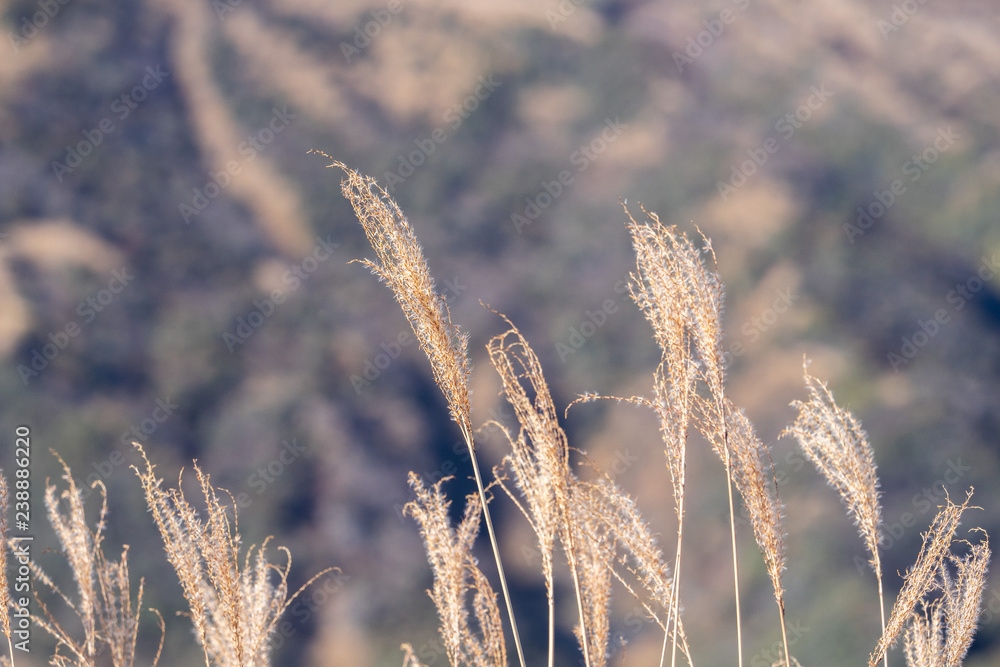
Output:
1,0,999,665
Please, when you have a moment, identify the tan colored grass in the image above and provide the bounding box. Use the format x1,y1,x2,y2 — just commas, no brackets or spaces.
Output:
938,532,990,665
785,364,886,664
133,443,332,667
485,313,596,667
726,402,786,603
785,367,883,570
622,206,697,519
871,491,977,666
575,474,692,665
0,470,13,666
27,453,162,667
487,314,698,667
904,531,990,667
322,154,526,667
725,400,789,663
903,601,944,667
625,205,773,667
565,481,614,667
327,163,992,667
403,474,506,667
322,153,471,435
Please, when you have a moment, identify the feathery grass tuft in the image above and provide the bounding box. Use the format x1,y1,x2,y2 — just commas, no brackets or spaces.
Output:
627,204,779,667
565,481,615,667
403,474,506,667
133,443,332,667
485,312,596,667
785,364,886,664
871,491,977,666
904,530,990,667
576,475,692,664
0,470,13,666
320,153,527,667
27,452,162,667
725,401,789,664
326,161,991,667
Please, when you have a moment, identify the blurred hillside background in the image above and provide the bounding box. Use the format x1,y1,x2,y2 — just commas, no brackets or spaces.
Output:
1,0,999,664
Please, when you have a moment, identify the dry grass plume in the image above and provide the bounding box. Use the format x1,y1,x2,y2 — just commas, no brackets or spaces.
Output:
321,161,991,667
133,443,333,667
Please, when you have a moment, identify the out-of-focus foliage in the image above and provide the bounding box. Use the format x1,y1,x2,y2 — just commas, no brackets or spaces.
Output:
0,0,997,664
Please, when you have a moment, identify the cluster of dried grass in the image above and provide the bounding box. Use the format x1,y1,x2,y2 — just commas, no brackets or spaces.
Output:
328,160,991,667
0,157,991,666
0,444,331,667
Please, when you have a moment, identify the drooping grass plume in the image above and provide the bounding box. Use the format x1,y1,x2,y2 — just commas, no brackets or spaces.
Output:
784,364,886,664
903,602,945,667
937,532,990,665
725,402,789,666
93,546,163,667
904,531,990,667
318,154,526,667
577,475,692,665
133,443,332,667
28,453,162,667
623,205,741,667
485,313,594,667
403,474,506,667
315,152,471,434
318,163,993,666
0,470,13,666
565,481,614,667
870,491,976,666
622,207,700,511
